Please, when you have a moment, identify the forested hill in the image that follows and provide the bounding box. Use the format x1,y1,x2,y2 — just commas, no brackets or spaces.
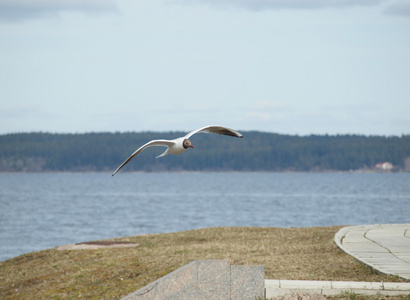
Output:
1,131,409,172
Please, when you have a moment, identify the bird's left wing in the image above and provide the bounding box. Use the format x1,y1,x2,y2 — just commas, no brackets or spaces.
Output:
184,125,243,139
112,139,175,176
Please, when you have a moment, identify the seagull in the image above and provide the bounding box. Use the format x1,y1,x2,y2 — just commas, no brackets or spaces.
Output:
112,125,243,176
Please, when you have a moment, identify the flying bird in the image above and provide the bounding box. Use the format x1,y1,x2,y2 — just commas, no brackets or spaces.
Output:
112,125,243,176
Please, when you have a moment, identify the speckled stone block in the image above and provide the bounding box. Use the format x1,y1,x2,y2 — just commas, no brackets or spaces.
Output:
230,265,265,300
167,260,231,300
121,260,230,300
121,260,199,300
121,260,265,300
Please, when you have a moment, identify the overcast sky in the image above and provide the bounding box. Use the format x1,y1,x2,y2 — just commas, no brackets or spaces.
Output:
1,0,409,136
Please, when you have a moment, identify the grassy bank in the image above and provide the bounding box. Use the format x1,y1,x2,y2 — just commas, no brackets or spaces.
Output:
0,226,407,299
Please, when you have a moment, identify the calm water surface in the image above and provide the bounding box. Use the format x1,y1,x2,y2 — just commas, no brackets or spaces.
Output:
0,172,409,261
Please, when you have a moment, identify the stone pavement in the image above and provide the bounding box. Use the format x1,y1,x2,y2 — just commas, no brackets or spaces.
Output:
265,279,410,297
335,223,410,281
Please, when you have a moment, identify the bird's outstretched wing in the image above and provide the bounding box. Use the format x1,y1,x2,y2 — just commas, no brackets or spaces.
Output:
112,139,175,176
184,125,243,139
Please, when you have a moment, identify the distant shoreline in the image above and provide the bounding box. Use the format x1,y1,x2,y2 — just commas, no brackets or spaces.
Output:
2,132,409,172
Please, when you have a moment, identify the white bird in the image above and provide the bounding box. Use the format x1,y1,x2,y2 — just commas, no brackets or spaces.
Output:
112,125,243,176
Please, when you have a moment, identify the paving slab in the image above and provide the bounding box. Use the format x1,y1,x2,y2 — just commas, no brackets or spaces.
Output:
335,224,410,281
265,279,410,297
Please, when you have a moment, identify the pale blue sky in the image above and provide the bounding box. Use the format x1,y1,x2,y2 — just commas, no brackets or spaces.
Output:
1,0,409,135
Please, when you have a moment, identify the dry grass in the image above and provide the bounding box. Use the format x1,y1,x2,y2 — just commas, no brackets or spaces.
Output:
0,226,407,299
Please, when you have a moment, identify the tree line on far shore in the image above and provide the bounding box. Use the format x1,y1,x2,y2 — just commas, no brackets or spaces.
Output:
1,131,409,172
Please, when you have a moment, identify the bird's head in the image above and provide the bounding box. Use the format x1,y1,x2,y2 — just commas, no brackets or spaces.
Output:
183,139,194,149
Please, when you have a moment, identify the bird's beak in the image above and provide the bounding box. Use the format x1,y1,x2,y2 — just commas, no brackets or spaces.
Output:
190,145,194,148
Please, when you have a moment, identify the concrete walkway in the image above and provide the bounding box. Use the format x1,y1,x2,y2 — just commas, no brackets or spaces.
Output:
265,279,410,297
334,223,410,281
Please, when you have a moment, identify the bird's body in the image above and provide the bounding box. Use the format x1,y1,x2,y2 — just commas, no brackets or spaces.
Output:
112,125,243,176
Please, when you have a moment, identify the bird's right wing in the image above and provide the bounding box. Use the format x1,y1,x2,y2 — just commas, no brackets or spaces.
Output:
112,139,175,176
184,125,243,139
